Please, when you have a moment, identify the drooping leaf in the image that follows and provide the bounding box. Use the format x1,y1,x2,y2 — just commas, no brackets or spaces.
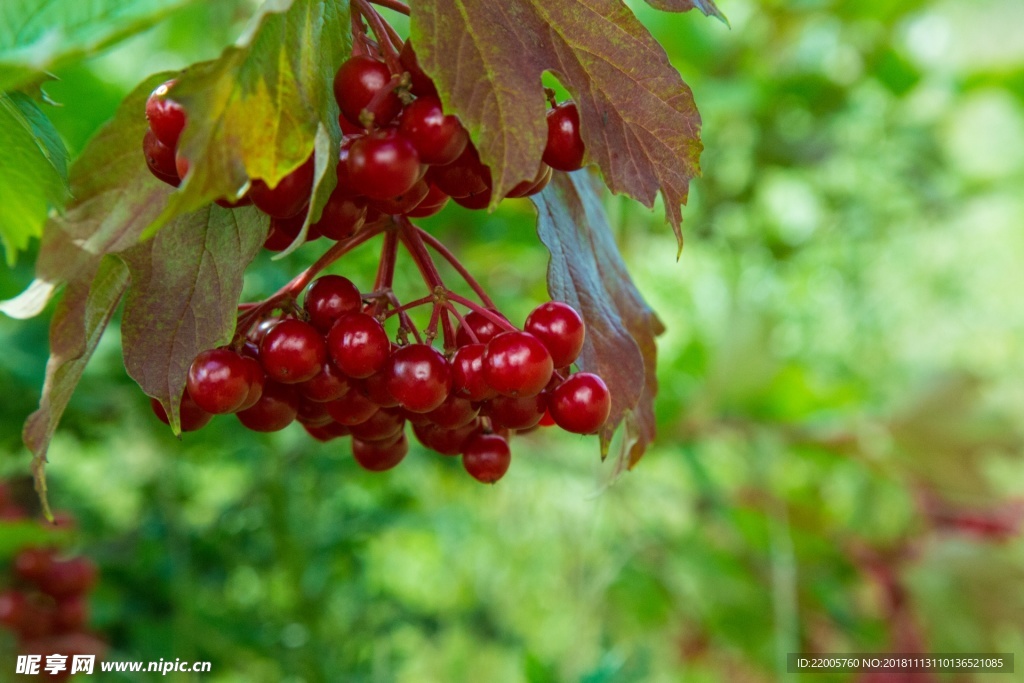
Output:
0,92,70,265
642,0,729,25
0,0,199,91
532,171,664,468
120,204,268,434
23,255,130,519
156,0,350,250
411,0,706,251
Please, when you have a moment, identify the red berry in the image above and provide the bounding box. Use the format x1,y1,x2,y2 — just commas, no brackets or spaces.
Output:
399,41,439,98
298,360,351,402
483,331,553,397
406,183,450,218
398,96,469,165
347,129,422,200
327,312,390,378
461,433,511,483
334,56,402,128
14,547,55,583
452,187,492,210
425,144,490,198
259,319,326,384
312,193,366,241
413,419,480,456
386,344,452,413
357,368,400,407
352,434,409,472
507,164,552,198
304,275,362,332
52,595,89,633
236,381,299,432
325,389,380,426
237,356,266,411
0,590,27,630
426,394,479,429
145,79,186,149
486,393,546,430
38,557,98,599
548,372,610,434
349,408,405,442
150,394,212,432
296,396,334,427
450,343,498,401
455,309,509,347
249,155,314,219
304,421,351,442
542,101,585,172
367,178,430,215
186,348,253,414
142,128,180,186
524,301,585,368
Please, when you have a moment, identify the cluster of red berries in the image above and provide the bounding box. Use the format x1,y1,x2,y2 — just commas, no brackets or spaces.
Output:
153,275,610,483
0,487,103,675
142,43,586,251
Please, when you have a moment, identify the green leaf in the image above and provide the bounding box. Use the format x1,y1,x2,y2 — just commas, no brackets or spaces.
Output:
642,0,729,26
411,0,705,251
156,0,350,250
0,0,198,91
531,171,664,468
0,92,69,265
23,255,129,519
120,205,268,435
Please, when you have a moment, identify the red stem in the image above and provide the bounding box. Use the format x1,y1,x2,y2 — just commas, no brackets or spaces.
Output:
372,229,399,315
445,293,516,333
397,217,445,290
382,294,435,320
415,227,497,309
352,0,402,74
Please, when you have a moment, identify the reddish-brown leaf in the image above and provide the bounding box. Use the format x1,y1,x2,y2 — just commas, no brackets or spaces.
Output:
411,0,706,252
531,171,664,468
23,256,130,518
120,205,268,434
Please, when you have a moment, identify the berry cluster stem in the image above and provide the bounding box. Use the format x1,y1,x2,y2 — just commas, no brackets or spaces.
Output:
352,0,403,75
369,0,410,15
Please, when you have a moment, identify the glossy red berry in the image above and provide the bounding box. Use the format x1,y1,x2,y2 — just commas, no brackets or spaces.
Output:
349,408,405,442
426,394,479,429
237,355,266,411
450,344,497,401
347,130,422,200
249,155,314,219
142,129,180,186
186,348,252,414
334,56,402,127
524,301,585,368
406,183,449,218
150,394,212,432
145,79,186,149
484,331,553,397
452,187,492,210
259,319,327,384
398,96,469,165
312,193,366,241
507,164,552,198
352,434,409,472
486,393,546,430
367,178,431,216
298,360,351,402
357,367,400,407
461,433,511,483
543,101,585,172
236,381,299,432
304,421,351,442
425,144,490,198
296,396,334,427
455,309,509,347
548,372,610,434
304,275,362,332
386,344,452,413
0,591,27,630
325,389,379,425
413,420,480,456
327,313,390,378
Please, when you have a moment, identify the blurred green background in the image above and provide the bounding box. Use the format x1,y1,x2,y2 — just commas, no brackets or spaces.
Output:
3,0,1024,680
